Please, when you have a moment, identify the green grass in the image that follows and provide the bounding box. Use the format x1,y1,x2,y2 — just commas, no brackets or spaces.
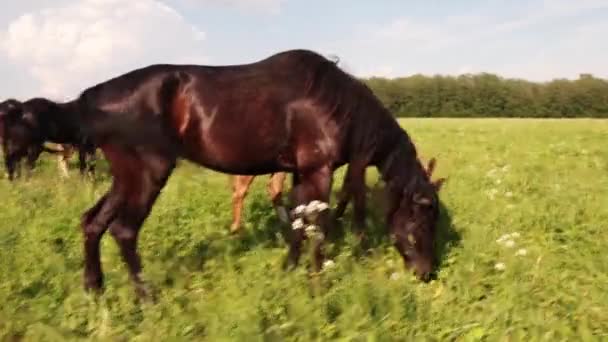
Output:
1,118,607,341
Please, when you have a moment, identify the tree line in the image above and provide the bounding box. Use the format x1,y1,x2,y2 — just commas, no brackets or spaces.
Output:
361,73,608,118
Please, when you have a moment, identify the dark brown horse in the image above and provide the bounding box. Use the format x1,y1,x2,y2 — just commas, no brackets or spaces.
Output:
1,49,445,297
0,99,96,180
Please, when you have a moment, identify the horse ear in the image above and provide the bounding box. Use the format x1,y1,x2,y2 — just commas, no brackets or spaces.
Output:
426,158,436,177
413,192,432,206
433,177,446,191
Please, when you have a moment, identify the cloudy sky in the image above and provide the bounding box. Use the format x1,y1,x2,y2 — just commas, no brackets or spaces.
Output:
1,0,607,100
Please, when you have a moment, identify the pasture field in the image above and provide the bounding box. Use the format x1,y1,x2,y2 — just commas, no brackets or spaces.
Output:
1,118,607,341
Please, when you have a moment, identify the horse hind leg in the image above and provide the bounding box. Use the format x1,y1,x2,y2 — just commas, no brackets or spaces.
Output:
81,187,122,292
230,175,255,233
107,151,175,299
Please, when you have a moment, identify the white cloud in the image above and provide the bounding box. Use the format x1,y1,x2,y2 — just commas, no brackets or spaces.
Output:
166,0,285,14
1,0,208,100
542,0,608,12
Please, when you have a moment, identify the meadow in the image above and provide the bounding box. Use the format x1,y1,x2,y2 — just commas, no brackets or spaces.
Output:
1,118,607,341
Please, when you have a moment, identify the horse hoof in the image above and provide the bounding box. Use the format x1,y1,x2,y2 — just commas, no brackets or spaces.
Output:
281,257,298,272
83,275,104,295
135,283,157,303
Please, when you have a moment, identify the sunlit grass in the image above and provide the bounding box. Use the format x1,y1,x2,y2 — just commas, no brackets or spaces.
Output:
1,118,607,340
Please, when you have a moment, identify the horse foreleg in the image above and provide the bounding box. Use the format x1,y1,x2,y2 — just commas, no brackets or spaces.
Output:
286,165,333,272
347,162,368,240
25,145,43,179
87,149,97,178
230,175,255,233
267,172,288,223
78,146,96,179
78,146,87,177
334,168,352,219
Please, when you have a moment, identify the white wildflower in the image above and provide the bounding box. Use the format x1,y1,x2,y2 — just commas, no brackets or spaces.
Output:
305,224,318,234
496,234,510,244
316,202,329,211
308,200,322,210
515,248,528,256
292,218,304,230
305,224,324,240
494,262,506,271
293,205,306,216
323,260,335,269
389,272,402,281
504,240,516,248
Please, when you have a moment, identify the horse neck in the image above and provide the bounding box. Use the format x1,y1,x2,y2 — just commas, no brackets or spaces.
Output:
377,132,426,194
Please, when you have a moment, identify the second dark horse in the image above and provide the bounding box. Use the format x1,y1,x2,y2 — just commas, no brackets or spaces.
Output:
2,49,445,297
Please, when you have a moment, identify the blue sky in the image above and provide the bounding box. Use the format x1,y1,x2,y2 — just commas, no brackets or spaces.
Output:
1,0,607,99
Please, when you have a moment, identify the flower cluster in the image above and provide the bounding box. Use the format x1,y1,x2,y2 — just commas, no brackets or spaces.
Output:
494,232,528,272
485,164,515,201
291,200,330,241
496,232,520,248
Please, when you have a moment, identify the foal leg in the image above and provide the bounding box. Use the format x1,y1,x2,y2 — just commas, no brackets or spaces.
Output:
230,175,255,233
57,146,71,178
107,152,175,298
267,172,289,223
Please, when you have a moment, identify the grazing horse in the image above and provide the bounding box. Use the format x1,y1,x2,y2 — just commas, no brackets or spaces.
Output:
0,99,96,180
1,49,445,298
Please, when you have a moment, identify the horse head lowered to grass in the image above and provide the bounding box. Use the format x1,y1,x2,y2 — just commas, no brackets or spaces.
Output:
0,49,445,297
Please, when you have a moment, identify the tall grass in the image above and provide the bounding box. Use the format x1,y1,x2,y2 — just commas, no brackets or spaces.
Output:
1,118,607,340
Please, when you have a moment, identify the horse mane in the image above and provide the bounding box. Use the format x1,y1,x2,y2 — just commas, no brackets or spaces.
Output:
277,50,430,197
284,50,415,170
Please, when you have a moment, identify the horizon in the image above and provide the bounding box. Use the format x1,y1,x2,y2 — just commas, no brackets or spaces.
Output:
1,0,607,99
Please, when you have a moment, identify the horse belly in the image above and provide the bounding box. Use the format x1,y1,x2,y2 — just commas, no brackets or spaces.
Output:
179,115,292,175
